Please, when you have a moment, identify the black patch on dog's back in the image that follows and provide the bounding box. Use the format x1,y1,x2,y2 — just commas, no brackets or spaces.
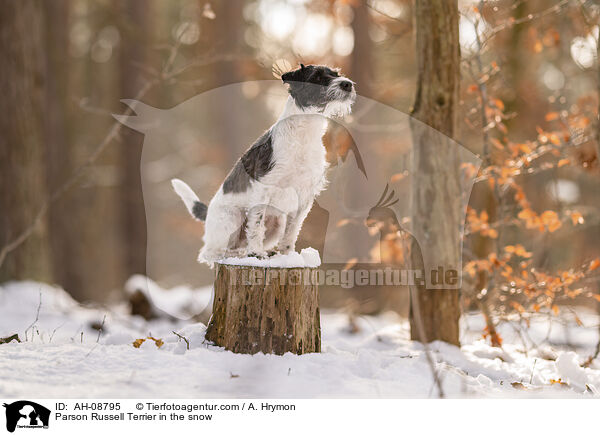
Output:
223,130,274,194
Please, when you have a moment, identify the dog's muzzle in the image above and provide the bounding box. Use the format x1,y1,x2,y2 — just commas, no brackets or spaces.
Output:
339,80,354,93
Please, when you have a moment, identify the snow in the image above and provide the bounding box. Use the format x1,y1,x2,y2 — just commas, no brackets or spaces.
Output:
1,279,600,398
125,275,212,320
555,352,590,392
218,247,321,268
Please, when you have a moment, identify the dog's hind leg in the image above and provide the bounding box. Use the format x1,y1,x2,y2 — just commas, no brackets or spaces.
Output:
246,205,268,257
199,203,244,264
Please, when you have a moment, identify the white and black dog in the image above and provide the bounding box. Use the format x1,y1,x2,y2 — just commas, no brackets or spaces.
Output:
172,64,355,264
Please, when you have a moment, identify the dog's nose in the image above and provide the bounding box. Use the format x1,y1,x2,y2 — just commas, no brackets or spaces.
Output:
339,80,353,92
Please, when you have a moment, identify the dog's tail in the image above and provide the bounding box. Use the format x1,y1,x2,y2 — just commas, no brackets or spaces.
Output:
171,179,207,221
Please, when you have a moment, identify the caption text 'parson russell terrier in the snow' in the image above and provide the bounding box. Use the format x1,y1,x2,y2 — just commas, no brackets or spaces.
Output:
172,64,356,265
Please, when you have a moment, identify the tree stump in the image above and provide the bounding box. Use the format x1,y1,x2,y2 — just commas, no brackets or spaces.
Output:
205,264,321,355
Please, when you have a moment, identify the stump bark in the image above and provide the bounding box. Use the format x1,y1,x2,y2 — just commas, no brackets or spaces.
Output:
205,264,321,355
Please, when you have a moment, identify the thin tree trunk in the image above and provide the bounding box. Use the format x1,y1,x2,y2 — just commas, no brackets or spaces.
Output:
350,0,373,98
43,0,86,295
118,0,149,278
596,24,600,161
408,0,461,345
0,0,51,282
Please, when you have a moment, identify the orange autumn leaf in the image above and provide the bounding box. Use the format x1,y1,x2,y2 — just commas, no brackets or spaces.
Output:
589,258,600,272
557,158,570,167
519,143,533,154
486,228,498,239
569,211,584,225
545,112,560,121
518,208,536,220
510,301,525,313
540,210,561,232
491,138,504,150
548,133,561,145
390,172,407,182
505,244,532,258
493,98,505,110
552,305,560,315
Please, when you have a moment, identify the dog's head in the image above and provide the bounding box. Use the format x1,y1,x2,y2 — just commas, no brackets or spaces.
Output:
281,64,355,117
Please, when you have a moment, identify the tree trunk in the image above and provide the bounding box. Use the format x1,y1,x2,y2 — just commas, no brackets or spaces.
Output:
596,23,600,162
206,264,321,355
0,0,51,282
350,0,373,99
44,0,86,296
408,0,461,346
118,0,149,278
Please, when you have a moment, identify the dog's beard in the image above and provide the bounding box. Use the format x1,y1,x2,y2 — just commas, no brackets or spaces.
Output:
323,81,355,117
322,95,355,118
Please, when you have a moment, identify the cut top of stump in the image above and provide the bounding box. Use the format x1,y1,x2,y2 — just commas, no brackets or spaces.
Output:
216,247,321,269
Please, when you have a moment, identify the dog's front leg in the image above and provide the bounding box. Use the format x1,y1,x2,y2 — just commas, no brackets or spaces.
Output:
246,205,268,257
277,202,312,254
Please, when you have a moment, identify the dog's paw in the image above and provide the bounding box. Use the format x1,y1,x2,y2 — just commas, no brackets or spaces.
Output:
275,244,294,255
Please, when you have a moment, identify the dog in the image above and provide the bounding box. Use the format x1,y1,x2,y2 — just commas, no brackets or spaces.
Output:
172,64,355,264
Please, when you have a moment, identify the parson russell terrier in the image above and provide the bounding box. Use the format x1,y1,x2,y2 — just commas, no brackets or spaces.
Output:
172,64,355,264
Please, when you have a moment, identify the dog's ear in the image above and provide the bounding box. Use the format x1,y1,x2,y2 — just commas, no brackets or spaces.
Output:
282,64,310,84
281,71,294,83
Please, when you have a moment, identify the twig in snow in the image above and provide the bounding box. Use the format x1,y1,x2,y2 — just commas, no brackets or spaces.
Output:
172,331,190,350
48,322,66,343
85,344,99,358
529,359,537,384
24,289,42,342
96,314,107,343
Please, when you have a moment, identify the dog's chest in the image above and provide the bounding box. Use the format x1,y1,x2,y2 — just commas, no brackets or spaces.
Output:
271,127,327,196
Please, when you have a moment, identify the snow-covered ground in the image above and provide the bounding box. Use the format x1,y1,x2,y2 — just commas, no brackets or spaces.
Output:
1,279,599,398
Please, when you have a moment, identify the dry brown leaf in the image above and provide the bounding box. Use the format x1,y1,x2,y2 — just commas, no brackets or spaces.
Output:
133,338,145,348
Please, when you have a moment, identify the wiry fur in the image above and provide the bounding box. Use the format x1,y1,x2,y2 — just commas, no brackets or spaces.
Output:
172,65,355,264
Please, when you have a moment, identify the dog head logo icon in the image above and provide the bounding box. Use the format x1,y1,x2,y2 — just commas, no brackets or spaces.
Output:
3,401,50,433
